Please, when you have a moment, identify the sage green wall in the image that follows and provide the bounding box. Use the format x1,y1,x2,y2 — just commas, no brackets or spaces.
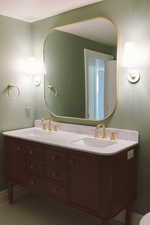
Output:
45,30,115,118
32,0,150,213
0,16,34,189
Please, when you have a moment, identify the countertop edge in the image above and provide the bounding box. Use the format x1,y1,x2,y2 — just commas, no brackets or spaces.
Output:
3,132,139,156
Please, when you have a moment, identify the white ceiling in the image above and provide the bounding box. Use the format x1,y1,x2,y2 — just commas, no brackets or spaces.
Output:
0,0,104,22
56,18,117,47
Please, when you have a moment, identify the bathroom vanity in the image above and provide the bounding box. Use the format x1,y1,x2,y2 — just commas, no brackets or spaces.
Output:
4,125,138,225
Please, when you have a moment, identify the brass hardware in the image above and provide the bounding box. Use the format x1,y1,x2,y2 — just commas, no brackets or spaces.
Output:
31,180,35,185
48,119,52,131
110,132,117,140
43,17,118,124
29,150,33,155
51,172,57,177
48,84,58,96
7,84,20,96
17,146,21,151
51,155,56,161
53,124,59,131
41,118,47,130
95,124,106,138
48,119,59,131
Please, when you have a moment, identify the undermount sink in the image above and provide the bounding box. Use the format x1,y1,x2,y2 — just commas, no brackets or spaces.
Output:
19,128,52,138
17,128,83,142
72,137,117,148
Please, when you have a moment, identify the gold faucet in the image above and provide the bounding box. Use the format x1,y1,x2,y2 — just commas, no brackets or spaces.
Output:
41,118,47,130
48,119,59,131
110,132,117,140
40,117,59,131
95,124,106,138
48,119,53,131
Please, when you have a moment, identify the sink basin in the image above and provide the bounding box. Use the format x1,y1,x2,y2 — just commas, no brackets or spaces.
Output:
72,137,116,148
19,129,53,138
17,128,83,143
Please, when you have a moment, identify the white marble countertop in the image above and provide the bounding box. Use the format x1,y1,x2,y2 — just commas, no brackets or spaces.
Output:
3,127,138,156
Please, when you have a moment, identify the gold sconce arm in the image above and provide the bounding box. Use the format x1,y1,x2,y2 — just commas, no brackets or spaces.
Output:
7,84,20,96
48,84,58,96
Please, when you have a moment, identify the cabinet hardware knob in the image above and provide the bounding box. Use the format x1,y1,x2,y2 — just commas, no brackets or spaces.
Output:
52,172,57,177
52,187,58,193
17,146,21,151
69,159,74,165
48,172,51,177
31,180,34,185
29,150,33,155
51,155,56,161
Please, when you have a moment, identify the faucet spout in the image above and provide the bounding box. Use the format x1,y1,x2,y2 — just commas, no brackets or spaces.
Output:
95,124,106,138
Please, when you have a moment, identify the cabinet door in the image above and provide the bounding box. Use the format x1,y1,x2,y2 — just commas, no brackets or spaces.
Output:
25,142,44,178
6,138,27,185
68,152,99,212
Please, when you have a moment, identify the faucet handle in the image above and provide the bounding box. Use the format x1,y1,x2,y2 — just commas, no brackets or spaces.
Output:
94,128,101,138
48,120,60,131
110,132,117,140
41,118,47,130
48,119,52,131
53,124,59,131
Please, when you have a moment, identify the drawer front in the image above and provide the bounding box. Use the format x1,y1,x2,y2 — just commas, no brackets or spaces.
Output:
46,168,66,182
25,142,44,161
46,148,66,170
27,177,47,192
47,180,66,201
26,160,44,177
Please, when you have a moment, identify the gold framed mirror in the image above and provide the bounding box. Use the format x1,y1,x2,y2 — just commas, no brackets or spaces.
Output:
43,17,118,123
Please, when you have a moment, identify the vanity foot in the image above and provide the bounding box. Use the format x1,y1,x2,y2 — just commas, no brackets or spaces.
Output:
125,206,131,225
8,183,14,204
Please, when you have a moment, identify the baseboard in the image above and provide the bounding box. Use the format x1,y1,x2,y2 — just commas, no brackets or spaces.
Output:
0,189,144,225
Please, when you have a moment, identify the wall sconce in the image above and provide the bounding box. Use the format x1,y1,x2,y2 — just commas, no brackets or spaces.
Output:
5,84,20,96
123,42,142,83
18,57,45,86
48,84,58,96
128,70,140,84
26,57,45,86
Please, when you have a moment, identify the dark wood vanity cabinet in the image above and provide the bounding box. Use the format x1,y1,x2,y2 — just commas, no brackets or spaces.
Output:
68,152,100,213
5,136,138,224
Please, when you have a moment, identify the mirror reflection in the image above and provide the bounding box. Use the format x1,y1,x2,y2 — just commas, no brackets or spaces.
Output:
44,18,117,121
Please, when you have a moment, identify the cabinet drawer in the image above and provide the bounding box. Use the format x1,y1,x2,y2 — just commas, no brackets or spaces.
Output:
27,177,46,191
46,149,66,169
6,138,27,185
47,180,66,200
26,160,44,177
8,138,28,154
25,143,44,161
46,168,66,182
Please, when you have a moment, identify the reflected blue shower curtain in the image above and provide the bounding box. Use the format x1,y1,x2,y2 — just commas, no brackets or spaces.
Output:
87,58,105,120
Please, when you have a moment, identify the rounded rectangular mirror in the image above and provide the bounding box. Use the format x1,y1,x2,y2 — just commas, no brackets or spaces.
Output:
43,17,117,122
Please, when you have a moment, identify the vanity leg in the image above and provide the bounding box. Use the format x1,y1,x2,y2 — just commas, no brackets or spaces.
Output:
125,206,131,225
8,183,14,204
